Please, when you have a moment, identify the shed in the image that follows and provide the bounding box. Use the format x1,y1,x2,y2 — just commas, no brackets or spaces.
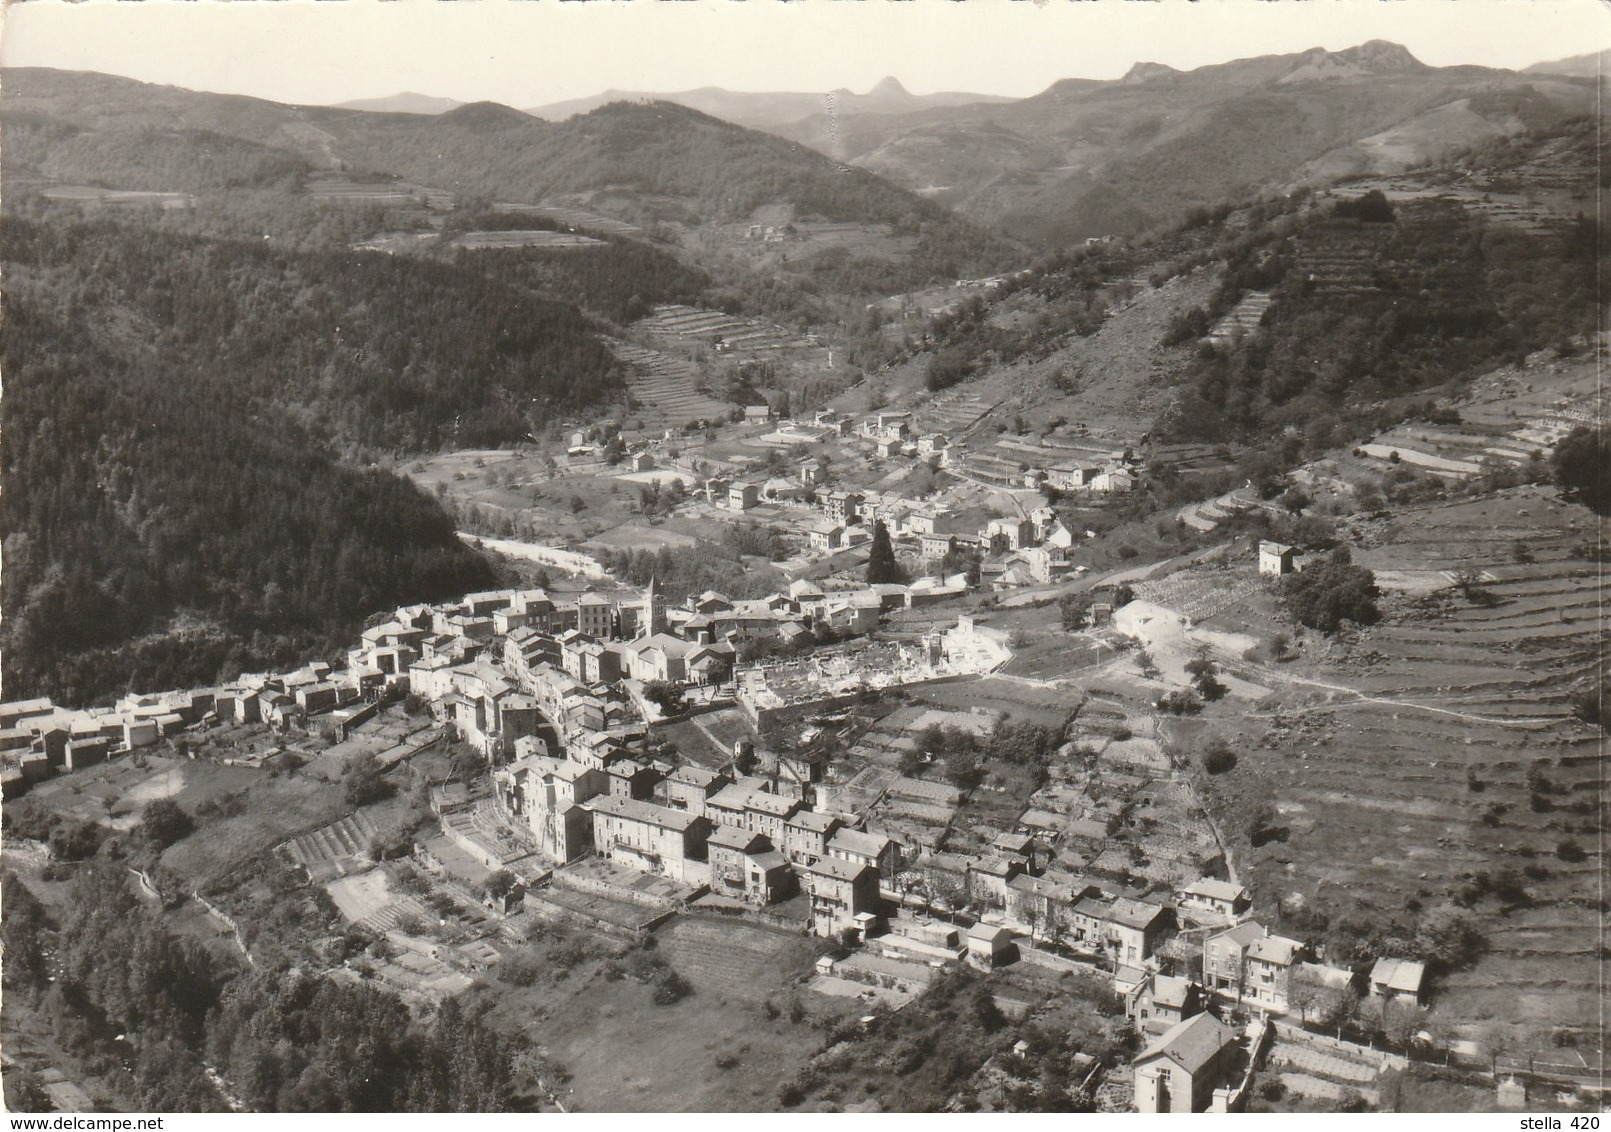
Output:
966,922,1017,969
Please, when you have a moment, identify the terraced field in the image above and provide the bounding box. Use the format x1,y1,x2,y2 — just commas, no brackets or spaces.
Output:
633,304,809,354
1351,352,1603,483
658,915,822,1003
1198,486,1606,1045
606,340,733,428
283,810,379,881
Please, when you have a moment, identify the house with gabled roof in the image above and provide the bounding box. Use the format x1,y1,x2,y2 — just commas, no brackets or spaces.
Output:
1133,1012,1241,1113
799,855,881,940
1369,957,1427,1005
1179,877,1251,920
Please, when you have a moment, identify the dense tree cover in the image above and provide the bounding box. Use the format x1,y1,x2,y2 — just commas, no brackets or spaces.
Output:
3,118,310,193
781,967,1124,1111
1,871,56,997
139,798,196,849
5,218,623,452
921,717,1068,790
1162,199,1602,448
1279,547,1381,633
1333,189,1396,223
208,973,527,1111
1551,425,1610,515
462,238,714,325
2,222,509,703
344,101,1013,262
3,864,530,1112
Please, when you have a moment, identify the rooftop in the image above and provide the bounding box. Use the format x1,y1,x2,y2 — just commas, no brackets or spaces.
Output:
1136,1012,1237,1075
1183,878,1247,903
1370,957,1427,993
829,828,891,858
587,794,703,832
708,824,768,852
1211,921,1269,949
802,856,873,883
1107,897,1170,930
1248,935,1301,967
787,809,840,834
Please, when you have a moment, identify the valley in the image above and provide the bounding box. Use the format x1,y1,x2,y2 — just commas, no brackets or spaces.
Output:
0,33,1604,1119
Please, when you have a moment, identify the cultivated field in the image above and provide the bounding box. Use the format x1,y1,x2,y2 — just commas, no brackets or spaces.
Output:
1190,485,1605,1045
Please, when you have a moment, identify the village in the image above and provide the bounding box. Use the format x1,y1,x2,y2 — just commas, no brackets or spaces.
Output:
3,515,1470,1115
5,287,1609,1112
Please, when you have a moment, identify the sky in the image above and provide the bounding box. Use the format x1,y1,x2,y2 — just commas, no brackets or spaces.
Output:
1,0,1607,109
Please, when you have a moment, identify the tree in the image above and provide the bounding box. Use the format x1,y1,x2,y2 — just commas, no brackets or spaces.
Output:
641,679,682,713
1202,745,1237,775
343,750,392,807
1184,655,1227,701
483,869,517,904
2,1065,53,1113
1319,984,1361,1039
140,798,195,848
1286,966,1327,1023
1551,425,1609,515
1381,1000,1429,1048
866,520,905,585
1059,592,1093,631
1280,547,1380,632
1556,839,1587,862
1135,650,1160,679
1335,189,1395,223
1414,902,1485,971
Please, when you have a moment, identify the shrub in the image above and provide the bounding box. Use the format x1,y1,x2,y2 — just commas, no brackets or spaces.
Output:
1203,747,1238,775
1572,687,1604,727
1334,189,1395,223
343,751,392,807
653,970,692,1005
140,798,195,848
1557,839,1587,863
1157,690,1203,716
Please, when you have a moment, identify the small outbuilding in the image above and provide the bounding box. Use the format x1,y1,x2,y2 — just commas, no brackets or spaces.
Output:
966,922,1017,970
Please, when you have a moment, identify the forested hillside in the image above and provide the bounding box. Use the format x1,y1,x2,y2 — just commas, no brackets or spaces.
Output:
1,866,528,1111
906,117,1600,461
5,218,623,451
1160,196,1602,446
460,236,714,326
770,44,1598,245
0,217,663,702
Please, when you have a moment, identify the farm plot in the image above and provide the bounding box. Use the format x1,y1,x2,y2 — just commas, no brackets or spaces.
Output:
327,867,430,933
658,915,824,1003
452,230,604,249
607,340,732,428
1191,488,1605,1044
907,675,1083,729
283,810,379,882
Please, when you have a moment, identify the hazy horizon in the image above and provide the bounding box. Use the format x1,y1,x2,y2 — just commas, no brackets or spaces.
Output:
1,0,1605,112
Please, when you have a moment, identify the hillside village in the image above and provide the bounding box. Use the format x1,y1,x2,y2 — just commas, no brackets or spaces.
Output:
6,185,1608,1109
1,30,1607,1119
0,566,1421,1114
7,325,1606,1108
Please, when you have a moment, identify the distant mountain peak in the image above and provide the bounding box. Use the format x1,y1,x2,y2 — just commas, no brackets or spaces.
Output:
1119,61,1181,85
436,100,534,128
1279,40,1429,83
1334,40,1428,72
868,76,911,98
336,91,462,115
